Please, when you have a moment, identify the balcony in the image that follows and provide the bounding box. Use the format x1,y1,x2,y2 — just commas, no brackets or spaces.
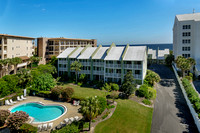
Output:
105,73,121,77
133,74,142,79
59,60,68,64
3,50,7,54
81,62,91,66
93,62,104,66
133,65,142,69
80,70,90,74
124,64,132,69
105,64,121,68
93,70,104,75
59,67,67,71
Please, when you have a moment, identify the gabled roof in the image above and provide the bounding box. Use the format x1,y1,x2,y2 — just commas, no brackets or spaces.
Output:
123,46,146,61
148,49,156,59
176,13,200,21
77,47,97,59
92,47,109,59
104,47,124,61
57,48,75,58
69,47,84,58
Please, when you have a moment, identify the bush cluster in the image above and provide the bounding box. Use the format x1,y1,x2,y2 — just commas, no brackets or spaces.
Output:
0,110,10,126
144,70,160,86
142,99,152,105
137,84,156,100
51,122,80,133
182,78,200,118
101,83,119,92
51,87,74,101
19,123,38,133
97,97,107,114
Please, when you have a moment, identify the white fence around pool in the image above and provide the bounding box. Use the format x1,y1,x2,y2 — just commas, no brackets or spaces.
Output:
172,64,200,132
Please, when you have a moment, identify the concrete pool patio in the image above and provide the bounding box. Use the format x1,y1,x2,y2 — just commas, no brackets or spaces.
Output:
0,96,83,132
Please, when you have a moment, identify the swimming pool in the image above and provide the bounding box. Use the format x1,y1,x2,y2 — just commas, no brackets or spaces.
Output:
10,102,67,123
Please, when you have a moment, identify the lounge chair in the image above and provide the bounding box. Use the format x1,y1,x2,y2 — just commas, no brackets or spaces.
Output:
76,101,80,106
17,96,23,101
9,99,17,104
38,124,43,131
5,100,13,105
74,116,79,121
43,123,48,131
48,123,53,130
69,117,74,123
64,118,69,124
21,95,27,100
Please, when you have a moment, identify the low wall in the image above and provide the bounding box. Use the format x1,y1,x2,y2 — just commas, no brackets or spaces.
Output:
172,64,200,132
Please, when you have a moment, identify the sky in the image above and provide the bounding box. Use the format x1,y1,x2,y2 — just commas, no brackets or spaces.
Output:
0,0,200,45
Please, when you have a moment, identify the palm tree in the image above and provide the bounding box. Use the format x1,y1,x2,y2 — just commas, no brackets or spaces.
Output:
11,57,22,74
81,97,99,131
175,56,191,77
1,59,9,77
29,56,41,69
17,68,32,88
70,61,82,83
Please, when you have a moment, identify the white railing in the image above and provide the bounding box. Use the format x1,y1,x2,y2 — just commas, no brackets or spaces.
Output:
93,70,104,75
124,64,132,69
93,62,104,66
133,74,142,79
59,67,67,71
59,61,68,64
133,65,142,69
80,70,90,74
81,62,90,66
105,73,121,77
106,64,121,68
172,64,200,132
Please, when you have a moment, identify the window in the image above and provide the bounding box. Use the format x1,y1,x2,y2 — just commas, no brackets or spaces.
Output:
135,70,141,75
182,47,190,51
182,54,190,58
27,47,28,50
12,47,14,50
12,39,14,42
183,25,191,29
182,39,191,44
12,55,14,58
182,32,191,37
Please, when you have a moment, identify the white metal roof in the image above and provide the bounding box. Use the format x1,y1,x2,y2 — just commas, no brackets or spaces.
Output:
69,47,84,58
148,49,156,59
123,46,146,61
104,47,124,61
176,13,200,21
92,47,109,59
57,48,75,58
77,47,97,59
158,49,170,59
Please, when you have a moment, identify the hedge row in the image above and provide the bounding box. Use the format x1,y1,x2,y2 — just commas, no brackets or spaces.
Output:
182,78,200,118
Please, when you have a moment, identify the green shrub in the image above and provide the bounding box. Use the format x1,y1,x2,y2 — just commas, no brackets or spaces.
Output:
107,105,115,109
0,110,10,126
110,91,119,102
137,84,156,100
61,87,74,101
20,123,37,133
52,123,80,133
7,111,29,131
145,70,160,86
92,120,96,123
101,83,111,92
142,99,152,105
77,82,83,86
110,83,119,91
102,111,110,119
51,87,62,100
97,97,107,114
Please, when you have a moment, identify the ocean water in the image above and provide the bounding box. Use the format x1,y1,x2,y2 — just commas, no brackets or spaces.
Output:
102,44,173,50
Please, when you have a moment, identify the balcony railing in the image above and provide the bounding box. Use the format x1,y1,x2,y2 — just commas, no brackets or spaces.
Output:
124,64,132,69
105,73,121,77
59,61,68,64
80,70,90,74
105,64,121,68
133,65,142,69
81,62,91,66
93,70,104,75
59,67,67,71
133,74,142,79
93,62,104,66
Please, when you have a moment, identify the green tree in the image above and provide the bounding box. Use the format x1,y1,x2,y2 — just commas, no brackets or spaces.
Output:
31,64,56,77
17,69,33,88
0,60,3,78
29,56,41,69
32,73,56,91
121,71,136,97
175,56,195,77
0,79,9,97
165,50,174,66
10,57,22,74
81,97,99,131
145,70,161,86
48,56,58,69
70,61,82,83
3,75,19,93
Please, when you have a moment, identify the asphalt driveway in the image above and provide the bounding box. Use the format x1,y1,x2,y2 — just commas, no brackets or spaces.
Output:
150,64,198,133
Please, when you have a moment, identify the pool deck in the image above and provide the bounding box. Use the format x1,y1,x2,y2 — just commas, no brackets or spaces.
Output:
0,96,82,132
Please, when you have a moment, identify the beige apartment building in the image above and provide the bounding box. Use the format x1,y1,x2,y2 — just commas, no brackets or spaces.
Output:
0,34,35,69
37,37,97,64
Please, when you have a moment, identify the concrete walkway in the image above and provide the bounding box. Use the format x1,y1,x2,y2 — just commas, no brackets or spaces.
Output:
150,64,198,133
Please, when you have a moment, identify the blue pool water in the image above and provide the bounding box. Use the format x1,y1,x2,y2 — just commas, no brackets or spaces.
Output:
11,103,65,122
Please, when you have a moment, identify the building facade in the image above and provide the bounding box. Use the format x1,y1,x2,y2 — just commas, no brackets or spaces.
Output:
57,44,147,84
37,37,97,64
0,34,35,60
173,13,200,75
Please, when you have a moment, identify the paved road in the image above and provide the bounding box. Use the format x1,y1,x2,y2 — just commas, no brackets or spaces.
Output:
150,64,198,133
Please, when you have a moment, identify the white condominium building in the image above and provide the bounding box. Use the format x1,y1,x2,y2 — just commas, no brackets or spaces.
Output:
57,44,147,84
147,48,169,64
173,13,200,75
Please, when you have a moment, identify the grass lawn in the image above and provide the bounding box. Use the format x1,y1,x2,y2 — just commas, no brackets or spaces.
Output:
95,99,153,133
62,83,108,99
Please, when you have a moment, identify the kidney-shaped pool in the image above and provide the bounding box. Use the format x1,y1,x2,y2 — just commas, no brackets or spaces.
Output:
10,102,67,123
